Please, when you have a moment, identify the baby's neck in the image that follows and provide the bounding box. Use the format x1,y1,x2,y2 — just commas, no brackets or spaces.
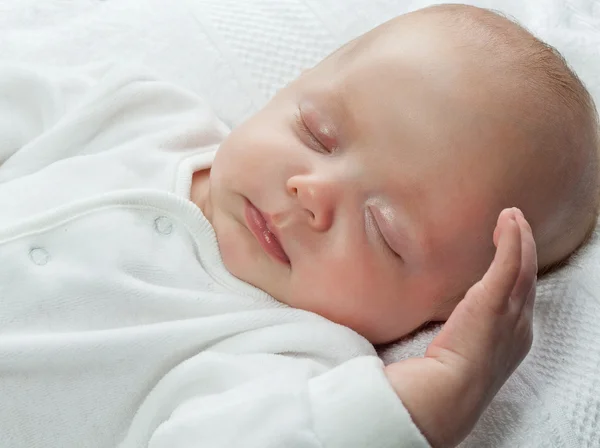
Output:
191,169,212,220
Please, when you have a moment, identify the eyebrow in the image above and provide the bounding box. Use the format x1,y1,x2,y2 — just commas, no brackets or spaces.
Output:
306,84,350,127
330,84,357,136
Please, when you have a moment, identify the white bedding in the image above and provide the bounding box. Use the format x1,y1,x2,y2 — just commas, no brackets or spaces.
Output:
0,0,599,446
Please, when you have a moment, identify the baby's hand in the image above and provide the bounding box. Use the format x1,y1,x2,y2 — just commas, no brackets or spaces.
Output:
385,208,537,447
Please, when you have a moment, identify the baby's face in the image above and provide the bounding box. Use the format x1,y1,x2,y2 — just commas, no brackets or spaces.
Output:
203,20,523,343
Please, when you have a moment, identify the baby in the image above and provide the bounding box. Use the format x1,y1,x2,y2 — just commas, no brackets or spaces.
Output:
0,3,598,448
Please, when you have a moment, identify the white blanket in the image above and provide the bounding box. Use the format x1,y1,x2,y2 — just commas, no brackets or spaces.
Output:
1,0,599,446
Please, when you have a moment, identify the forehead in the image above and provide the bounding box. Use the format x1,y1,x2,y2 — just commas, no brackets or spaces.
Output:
308,36,526,174
313,45,468,140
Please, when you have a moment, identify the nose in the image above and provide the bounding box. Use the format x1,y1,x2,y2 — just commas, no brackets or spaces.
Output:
286,174,337,232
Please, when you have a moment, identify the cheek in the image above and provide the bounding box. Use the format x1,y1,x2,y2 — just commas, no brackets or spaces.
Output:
215,125,297,189
289,245,386,320
215,131,264,179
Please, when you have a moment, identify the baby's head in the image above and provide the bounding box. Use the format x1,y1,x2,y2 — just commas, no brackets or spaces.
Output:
202,4,600,343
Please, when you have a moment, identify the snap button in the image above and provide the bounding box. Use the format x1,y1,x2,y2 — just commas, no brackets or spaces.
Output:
154,216,173,235
29,247,50,266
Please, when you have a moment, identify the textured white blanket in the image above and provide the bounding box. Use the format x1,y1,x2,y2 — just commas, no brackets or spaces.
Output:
0,0,598,446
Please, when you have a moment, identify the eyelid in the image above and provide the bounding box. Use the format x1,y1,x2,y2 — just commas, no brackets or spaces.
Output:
295,110,331,154
368,206,403,261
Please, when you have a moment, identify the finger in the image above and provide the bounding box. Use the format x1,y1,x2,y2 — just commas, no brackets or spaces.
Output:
478,210,522,312
493,208,514,247
512,211,538,312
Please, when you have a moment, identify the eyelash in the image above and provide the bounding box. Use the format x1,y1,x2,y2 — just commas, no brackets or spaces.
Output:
295,112,331,154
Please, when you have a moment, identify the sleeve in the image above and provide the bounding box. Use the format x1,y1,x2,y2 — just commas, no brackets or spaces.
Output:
0,64,99,166
119,353,431,448
0,63,227,183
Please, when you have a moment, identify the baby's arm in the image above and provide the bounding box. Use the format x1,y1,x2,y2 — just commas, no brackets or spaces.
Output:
0,65,97,168
120,351,428,448
0,64,222,183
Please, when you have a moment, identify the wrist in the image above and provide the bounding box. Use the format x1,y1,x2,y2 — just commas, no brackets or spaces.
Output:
384,360,481,448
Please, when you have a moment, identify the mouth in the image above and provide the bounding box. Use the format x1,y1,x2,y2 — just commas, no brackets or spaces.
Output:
244,199,290,265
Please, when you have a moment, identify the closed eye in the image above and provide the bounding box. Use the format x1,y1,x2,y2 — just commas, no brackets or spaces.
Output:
368,207,403,262
295,111,331,154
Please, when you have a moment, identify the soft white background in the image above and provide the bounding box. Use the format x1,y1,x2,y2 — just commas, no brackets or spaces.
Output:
0,0,599,446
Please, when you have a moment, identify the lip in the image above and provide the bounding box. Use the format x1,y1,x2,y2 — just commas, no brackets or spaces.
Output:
244,199,290,265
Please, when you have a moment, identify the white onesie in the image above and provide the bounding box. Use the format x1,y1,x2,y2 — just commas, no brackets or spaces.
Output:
0,64,428,448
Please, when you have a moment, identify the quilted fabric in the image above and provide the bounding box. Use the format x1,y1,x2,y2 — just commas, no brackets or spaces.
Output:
0,0,599,446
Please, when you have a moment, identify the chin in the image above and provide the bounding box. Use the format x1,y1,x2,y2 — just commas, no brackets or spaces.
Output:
214,227,242,273
219,240,262,287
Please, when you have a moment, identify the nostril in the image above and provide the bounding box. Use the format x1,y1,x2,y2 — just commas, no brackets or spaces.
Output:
290,187,298,196
308,210,315,220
